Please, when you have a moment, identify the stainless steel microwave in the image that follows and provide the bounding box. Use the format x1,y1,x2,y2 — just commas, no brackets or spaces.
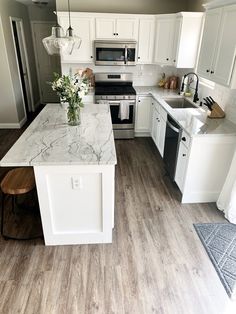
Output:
94,40,137,66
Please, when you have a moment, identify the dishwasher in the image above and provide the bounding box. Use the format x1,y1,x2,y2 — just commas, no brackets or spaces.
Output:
163,114,182,180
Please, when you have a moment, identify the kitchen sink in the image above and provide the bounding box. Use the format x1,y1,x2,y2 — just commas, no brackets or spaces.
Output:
164,98,198,109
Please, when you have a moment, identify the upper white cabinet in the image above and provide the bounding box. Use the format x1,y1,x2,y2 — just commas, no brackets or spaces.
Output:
95,16,138,40
197,3,236,88
137,17,155,64
57,13,95,63
154,14,176,66
154,12,203,68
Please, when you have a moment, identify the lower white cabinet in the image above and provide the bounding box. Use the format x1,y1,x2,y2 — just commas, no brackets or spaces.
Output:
135,96,151,135
150,98,167,157
175,141,188,192
175,134,236,203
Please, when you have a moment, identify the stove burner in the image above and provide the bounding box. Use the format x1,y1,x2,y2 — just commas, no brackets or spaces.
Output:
95,85,136,96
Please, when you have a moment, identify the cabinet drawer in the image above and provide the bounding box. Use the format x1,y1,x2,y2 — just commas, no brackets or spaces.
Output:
181,131,191,148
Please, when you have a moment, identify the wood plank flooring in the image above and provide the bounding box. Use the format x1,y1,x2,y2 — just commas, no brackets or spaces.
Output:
0,127,236,313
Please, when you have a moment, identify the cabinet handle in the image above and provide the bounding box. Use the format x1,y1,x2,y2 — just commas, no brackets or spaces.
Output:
166,58,169,61
182,137,186,142
210,70,214,74
182,154,186,157
206,69,210,73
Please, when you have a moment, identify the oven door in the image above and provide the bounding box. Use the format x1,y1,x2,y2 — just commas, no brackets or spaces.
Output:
94,42,136,66
108,100,135,129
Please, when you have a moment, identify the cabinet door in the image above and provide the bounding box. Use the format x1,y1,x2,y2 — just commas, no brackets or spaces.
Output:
154,16,176,65
211,5,236,86
95,18,116,39
151,108,159,145
157,116,166,157
137,18,154,63
116,18,138,39
172,17,181,66
59,17,95,63
175,142,188,192
135,96,151,133
197,9,222,79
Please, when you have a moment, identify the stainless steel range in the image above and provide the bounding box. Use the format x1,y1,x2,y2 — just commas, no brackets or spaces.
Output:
95,73,136,139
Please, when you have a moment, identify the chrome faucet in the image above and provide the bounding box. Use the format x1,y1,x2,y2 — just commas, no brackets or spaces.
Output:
180,72,199,103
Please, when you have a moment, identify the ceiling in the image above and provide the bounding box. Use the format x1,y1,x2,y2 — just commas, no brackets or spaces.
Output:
16,0,55,7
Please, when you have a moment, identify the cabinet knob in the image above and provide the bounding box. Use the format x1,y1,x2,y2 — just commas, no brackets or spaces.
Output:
90,56,93,59
138,100,140,103
206,69,210,73
182,154,186,157
138,57,140,59
182,137,186,142
210,70,214,74
113,33,116,36
166,58,169,61
116,33,118,36
173,59,176,62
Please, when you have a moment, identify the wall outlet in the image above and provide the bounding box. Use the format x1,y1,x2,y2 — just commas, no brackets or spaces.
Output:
71,176,83,190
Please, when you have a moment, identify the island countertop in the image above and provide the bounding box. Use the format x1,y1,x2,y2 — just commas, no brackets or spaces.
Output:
0,103,117,167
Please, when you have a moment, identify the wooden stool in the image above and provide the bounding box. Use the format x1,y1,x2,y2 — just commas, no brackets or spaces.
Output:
1,167,41,240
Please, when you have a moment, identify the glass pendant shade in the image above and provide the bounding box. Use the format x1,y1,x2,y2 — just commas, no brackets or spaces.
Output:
42,25,70,55
63,27,82,55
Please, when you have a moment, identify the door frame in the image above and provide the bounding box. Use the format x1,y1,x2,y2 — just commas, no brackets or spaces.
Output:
31,21,57,104
10,17,34,113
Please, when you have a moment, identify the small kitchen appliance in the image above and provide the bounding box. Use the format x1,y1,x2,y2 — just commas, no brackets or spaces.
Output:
94,40,137,66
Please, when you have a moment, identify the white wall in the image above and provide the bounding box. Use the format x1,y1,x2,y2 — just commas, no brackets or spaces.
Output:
0,0,40,126
56,0,188,14
0,17,18,125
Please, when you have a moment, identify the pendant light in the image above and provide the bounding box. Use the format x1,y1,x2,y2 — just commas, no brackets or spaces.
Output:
42,0,81,56
64,0,82,55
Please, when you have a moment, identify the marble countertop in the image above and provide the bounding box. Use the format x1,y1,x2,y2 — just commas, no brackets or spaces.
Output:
134,86,236,137
0,104,117,167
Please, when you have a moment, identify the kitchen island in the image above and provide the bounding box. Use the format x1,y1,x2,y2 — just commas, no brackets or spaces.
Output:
0,104,117,245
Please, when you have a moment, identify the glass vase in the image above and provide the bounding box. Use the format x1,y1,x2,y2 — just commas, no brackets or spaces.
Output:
67,103,81,126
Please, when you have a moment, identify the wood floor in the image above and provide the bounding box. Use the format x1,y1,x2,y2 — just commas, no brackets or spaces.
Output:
0,127,236,313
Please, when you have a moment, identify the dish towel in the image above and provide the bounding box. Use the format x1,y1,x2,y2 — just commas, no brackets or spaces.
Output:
217,149,236,224
118,100,130,120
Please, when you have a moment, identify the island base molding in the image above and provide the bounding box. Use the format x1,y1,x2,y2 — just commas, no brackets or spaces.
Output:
34,165,115,246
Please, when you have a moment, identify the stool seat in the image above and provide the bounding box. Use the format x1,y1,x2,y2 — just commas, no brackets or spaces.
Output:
1,168,35,195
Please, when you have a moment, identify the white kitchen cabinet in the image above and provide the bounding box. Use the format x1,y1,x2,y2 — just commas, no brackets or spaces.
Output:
157,116,166,157
175,134,236,203
154,14,176,66
150,99,167,157
95,16,138,40
137,17,155,64
197,3,236,88
57,14,95,63
197,9,221,78
175,141,189,192
135,96,151,135
154,12,203,68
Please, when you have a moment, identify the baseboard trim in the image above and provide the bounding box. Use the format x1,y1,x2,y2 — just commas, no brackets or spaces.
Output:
0,122,21,129
0,116,27,129
19,116,27,127
135,132,151,137
33,100,41,111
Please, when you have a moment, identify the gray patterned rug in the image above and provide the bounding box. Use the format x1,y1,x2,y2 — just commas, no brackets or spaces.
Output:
194,223,236,297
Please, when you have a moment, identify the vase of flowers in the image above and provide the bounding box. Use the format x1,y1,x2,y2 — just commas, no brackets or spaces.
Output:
51,72,89,126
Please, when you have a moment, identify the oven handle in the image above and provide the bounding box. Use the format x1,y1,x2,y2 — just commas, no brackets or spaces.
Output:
108,100,135,105
166,120,180,133
124,45,128,65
